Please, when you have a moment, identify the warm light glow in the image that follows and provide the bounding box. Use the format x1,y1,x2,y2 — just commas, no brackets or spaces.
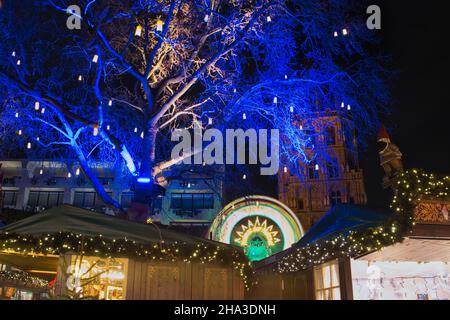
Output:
92,54,99,63
156,20,163,32
135,25,142,37
34,101,40,110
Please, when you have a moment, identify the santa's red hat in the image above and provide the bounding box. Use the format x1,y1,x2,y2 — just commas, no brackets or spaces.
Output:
378,124,390,142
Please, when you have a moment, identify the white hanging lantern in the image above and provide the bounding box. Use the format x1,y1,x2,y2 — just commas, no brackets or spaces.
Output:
106,125,110,131
93,125,99,136
108,99,113,106
36,137,40,141
341,102,345,108
156,20,164,32
34,101,40,111
242,113,246,120
15,112,19,118
39,169,44,175
134,127,138,133
334,31,338,37
290,105,294,113
204,14,209,23
315,164,319,171
208,118,213,125
27,142,31,149
92,54,99,63
140,131,144,139
242,174,247,180
284,167,288,173
266,16,272,22
78,75,83,81
41,108,46,114
67,172,72,178
16,60,21,66
76,168,80,176
284,75,288,80
342,28,348,36
273,96,278,104
347,105,351,111
135,25,143,37
17,129,22,135
11,51,16,57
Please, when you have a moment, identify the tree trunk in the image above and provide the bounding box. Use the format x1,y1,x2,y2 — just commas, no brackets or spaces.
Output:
72,142,121,209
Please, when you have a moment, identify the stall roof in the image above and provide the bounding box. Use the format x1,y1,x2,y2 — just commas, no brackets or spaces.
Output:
0,205,228,248
295,204,392,247
255,204,393,269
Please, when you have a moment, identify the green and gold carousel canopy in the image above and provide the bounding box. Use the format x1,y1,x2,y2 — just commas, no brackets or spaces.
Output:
0,205,253,288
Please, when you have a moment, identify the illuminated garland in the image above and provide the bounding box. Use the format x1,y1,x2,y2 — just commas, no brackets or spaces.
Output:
0,232,254,290
0,270,48,288
276,169,450,273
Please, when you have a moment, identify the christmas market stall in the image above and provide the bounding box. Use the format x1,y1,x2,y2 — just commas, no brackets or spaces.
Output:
251,170,450,300
0,270,49,300
0,205,251,300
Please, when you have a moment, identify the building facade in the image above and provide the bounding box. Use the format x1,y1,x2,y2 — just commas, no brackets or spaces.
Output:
278,111,367,231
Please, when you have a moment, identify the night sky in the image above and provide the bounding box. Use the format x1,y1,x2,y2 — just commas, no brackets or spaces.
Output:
362,1,450,207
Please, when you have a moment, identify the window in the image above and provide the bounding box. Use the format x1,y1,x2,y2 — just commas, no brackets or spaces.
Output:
73,191,112,208
325,126,336,145
308,163,319,180
2,190,18,207
327,159,339,179
297,199,304,210
120,192,134,209
329,191,342,205
314,260,341,300
28,190,64,208
171,193,214,212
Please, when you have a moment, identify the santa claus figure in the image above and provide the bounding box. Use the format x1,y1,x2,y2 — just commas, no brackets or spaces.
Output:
378,124,403,180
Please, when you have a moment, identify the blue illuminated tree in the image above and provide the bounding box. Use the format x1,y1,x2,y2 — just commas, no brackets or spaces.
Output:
0,0,390,210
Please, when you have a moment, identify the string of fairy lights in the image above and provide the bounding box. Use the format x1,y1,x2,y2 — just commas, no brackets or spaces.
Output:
0,270,49,288
276,169,450,273
0,232,254,290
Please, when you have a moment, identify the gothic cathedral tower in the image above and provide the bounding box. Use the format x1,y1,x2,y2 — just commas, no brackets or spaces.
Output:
278,111,367,231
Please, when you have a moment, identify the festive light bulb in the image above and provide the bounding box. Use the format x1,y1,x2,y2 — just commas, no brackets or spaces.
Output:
267,16,272,22
315,164,319,171
204,14,209,23
140,131,144,139
243,174,247,180
273,96,278,104
27,142,31,149
108,99,113,106
341,102,345,108
39,169,44,175
334,31,338,37
347,105,351,111
34,101,40,111
17,129,22,135
11,51,16,57
208,118,213,125
342,28,348,36
242,113,246,120
284,74,288,80
299,125,303,130
36,137,40,141
134,127,138,133
106,125,110,131
93,125,99,136
156,20,164,32
41,108,46,114
16,60,21,66
135,25,143,37
92,54,99,63
233,88,237,93
290,105,294,113
78,75,83,81
75,168,80,176
67,172,72,178
284,167,288,173
15,112,19,118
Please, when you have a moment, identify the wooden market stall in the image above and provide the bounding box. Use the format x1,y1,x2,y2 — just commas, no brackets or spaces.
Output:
0,205,250,300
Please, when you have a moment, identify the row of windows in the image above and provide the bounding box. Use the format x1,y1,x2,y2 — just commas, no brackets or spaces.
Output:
1,191,215,212
170,193,215,211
